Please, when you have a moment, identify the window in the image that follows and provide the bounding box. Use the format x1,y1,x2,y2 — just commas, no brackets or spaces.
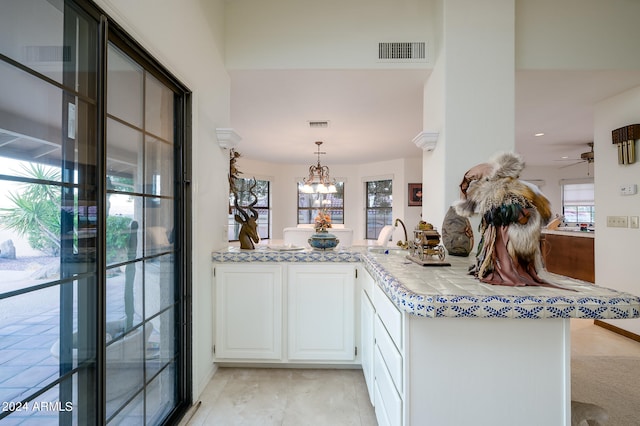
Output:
366,179,393,239
0,2,191,424
297,182,345,225
562,181,595,224
229,178,271,240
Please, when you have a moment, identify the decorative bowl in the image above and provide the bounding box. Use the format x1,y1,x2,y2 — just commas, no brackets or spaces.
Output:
308,231,339,250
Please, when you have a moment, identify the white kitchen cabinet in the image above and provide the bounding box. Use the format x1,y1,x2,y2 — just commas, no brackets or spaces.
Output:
360,267,406,425
360,270,376,404
214,264,283,360
373,283,405,426
287,264,356,361
374,344,403,426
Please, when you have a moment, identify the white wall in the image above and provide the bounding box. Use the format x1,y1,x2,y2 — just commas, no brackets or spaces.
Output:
94,0,231,398
593,86,640,335
224,0,436,70
516,0,640,69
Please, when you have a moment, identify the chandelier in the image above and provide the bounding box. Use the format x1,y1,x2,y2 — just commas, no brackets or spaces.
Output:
301,141,337,194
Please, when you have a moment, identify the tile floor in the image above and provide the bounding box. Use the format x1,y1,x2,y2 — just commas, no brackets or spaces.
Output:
183,367,375,426
182,319,640,426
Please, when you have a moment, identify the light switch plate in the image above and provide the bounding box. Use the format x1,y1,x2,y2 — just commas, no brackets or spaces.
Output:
620,184,638,195
631,216,639,229
606,216,628,228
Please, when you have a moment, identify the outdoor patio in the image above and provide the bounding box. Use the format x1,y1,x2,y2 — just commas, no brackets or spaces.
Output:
0,257,167,424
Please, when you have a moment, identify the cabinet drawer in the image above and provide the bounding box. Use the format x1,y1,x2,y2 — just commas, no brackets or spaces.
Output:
374,345,402,426
375,315,403,391
373,284,402,349
361,290,375,404
373,381,392,426
360,266,375,300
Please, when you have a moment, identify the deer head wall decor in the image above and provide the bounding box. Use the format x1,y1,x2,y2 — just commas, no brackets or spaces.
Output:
234,178,260,249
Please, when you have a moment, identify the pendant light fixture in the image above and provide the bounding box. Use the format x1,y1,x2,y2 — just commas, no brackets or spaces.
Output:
301,141,337,194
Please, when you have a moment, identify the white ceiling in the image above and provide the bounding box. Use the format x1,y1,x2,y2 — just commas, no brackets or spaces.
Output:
229,68,640,168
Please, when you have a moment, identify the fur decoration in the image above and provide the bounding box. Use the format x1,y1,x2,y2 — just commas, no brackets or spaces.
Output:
571,401,608,426
454,152,562,288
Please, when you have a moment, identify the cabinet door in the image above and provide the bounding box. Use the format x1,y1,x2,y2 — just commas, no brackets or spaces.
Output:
361,287,375,403
287,264,355,361
214,264,282,360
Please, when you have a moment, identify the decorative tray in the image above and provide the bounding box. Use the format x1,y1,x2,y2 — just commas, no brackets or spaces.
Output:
267,245,305,251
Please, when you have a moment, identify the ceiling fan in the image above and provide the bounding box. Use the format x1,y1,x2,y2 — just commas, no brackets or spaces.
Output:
556,142,594,168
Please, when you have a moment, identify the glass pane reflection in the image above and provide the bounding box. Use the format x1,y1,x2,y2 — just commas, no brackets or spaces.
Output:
0,280,97,422
106,193,141,268
145,198,174,256
106,261,143,331
145,136,174,198
146,361,176,424
106,385,144,425
105,324,146,420
107,45,143,127
145,254,175,318
145,74,174,142
146,307,176,379
0,61,63,167
107,118,144,194
0,1,65,85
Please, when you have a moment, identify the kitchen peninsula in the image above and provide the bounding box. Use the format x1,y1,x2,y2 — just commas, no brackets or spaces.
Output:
211,247,640,426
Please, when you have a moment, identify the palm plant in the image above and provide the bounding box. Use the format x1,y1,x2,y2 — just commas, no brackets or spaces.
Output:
0,163,61,255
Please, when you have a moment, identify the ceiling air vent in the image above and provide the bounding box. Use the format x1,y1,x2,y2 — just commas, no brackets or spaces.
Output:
23,45,71,62
378,42,427,62
308,121,329,129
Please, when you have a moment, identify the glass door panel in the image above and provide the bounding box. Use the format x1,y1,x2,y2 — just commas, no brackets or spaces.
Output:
144,198,174,256
145,136,174,198
1,2,188,424
145,74,174,142
106,118,144,194
106,39,181,425
107,45,144,128
0,60,64,165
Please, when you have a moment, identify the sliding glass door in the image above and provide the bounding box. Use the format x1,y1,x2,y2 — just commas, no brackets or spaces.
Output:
0,1,191,424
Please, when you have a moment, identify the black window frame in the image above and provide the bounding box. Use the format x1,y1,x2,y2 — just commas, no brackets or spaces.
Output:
229,177,271,241
365,179,393,239
297,181,345,226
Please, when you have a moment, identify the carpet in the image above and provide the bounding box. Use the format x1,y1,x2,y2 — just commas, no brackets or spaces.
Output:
572,356,640,426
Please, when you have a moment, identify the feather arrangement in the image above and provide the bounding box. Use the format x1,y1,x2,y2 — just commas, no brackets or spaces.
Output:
453,152,565,288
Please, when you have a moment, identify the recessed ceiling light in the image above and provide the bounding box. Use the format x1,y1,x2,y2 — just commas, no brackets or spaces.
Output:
534,133,545,137
561,156,569,159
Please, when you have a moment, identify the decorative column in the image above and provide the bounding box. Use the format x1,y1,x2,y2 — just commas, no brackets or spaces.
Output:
421,0,516,233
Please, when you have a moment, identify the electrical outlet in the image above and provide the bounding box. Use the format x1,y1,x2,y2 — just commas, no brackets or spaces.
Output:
606,216,628,228
631,216,640,229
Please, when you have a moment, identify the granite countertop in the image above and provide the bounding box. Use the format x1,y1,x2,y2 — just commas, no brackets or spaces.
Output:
212,246,640,320
212,245,362,263
542,228,595,238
